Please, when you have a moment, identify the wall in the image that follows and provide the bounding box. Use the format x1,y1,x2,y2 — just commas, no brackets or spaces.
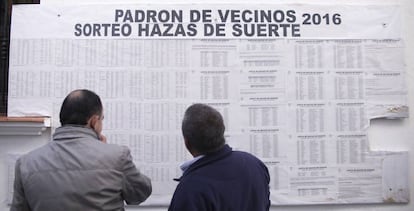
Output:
1,0,413,210
0,129,50,210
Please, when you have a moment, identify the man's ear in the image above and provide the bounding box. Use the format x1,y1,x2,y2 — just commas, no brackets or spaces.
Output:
184,139,199,157
184,138,191,152
87,115,99,129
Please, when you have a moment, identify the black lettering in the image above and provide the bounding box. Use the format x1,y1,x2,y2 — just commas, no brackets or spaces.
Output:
312,14,322,25
93,24,101,36
121,24,132,36
279,24,290,36
231,10,241,22
111,24,120,36
83,24,91,36
123,10,133,22
204,24,214,36
268,24,279,36
202,10,212,22
244,24,254,37
74,23,133,37
257,24,267,37
273,10,285,22
190,10,201,22
115,9,124,22
286,10,296,23
147,10,157,22
74,24,82,36
292,24,300,37
187,23,197,36
83,24,92,36
135,10,145,22
241,10,253,22
218,10,229,22
232,24,242,36
137,24,150,36
216,24,226,36
302,13,311,25
101,24,111,36
175,24,186,36
163,24,174,36
172,10,183,22
260,10,271,23
150,24,162,36
158,10,170,23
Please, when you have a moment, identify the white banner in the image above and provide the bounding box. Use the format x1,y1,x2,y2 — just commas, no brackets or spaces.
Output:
8,4,409,206
11,4,401,39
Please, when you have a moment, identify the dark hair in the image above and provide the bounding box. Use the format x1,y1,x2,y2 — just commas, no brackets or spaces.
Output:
182,103,225,154
59,89,103,126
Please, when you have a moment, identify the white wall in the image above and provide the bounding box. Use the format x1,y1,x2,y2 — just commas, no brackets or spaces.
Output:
0,130,50,210
1,0,413,210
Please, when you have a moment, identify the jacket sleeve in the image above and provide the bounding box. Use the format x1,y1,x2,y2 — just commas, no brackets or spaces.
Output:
120,147,152,204
10,158,30,211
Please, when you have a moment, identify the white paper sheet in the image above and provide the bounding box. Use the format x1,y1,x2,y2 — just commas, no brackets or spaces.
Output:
7,4,409,205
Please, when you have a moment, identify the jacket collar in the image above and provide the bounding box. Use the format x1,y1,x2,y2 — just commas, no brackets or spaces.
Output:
53,125,99,141
175,144,232,181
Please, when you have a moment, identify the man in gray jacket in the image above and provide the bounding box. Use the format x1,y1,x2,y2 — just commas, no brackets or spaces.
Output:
10,89,152,211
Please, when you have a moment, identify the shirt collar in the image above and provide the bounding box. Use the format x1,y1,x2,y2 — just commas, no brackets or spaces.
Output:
180,155,205,172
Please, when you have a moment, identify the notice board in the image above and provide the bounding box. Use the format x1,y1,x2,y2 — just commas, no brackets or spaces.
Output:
8,3,409,205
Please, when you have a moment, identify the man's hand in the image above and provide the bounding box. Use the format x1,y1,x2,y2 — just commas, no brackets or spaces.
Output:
98,134,107,143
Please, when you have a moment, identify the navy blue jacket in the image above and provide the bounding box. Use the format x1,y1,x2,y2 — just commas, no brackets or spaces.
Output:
169,144,270,211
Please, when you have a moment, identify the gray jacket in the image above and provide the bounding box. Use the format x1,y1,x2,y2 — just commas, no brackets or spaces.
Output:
10,126,152,211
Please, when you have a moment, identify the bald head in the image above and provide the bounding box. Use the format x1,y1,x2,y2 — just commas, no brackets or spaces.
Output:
59,89,103,126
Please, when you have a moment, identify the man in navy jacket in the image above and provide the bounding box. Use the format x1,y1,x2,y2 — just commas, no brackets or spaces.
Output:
169,103,270,211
